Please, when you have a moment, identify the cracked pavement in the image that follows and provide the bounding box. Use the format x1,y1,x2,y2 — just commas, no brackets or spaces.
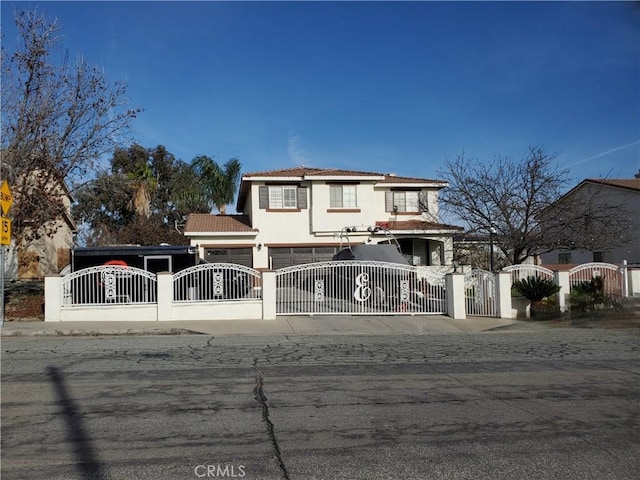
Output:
1,328,639,479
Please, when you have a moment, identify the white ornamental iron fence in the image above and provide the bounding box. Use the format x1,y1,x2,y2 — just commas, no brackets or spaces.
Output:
502,264,555,284
568,262,624,298
172,263,262,302
61,265,157,306
275,261,450,315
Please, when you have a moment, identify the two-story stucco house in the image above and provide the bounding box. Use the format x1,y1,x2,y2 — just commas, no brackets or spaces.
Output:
538,175,640,266
184,167,462,269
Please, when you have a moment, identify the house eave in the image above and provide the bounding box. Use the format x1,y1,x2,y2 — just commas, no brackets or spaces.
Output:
184,231,258,237
376,182,448,189
307,175,386,181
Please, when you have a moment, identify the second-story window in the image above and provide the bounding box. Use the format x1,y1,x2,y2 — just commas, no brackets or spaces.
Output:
330,185,357,208
258,185,307,210
269,186,297,209
386,190,427,213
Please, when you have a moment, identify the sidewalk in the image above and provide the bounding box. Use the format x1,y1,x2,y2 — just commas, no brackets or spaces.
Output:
0,315,528,337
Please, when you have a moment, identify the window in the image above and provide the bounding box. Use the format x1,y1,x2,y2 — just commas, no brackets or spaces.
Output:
593,251,604,262
558,252,572,264
269,186,297,209
386,191,424,213
330,185,357,208
258,186,307,210
205,248,253,267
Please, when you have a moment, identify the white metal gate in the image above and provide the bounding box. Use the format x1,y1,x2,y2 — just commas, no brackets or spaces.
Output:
62,265,157,306
275,261,448,315
569,263,624,298
173,263,262,302
465,269,497,317
502,264,554,284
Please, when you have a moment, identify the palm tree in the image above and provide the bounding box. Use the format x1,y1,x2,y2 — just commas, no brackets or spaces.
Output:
190,156,241,215
127,161,157,218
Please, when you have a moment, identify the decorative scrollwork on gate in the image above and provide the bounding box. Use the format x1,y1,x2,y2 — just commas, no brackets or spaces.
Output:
314,279,325,302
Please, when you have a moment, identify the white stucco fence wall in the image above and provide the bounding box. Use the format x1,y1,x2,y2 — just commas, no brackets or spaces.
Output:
45,269,511,322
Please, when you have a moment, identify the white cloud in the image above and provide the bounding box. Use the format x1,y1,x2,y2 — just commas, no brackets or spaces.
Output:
287,132,310,166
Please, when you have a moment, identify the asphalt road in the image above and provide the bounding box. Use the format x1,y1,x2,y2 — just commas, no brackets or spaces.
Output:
2,329,639,480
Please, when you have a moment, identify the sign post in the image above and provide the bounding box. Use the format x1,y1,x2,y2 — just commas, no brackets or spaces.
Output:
0,179,12,327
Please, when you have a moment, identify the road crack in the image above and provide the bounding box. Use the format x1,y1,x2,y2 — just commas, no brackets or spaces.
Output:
254,364,290,480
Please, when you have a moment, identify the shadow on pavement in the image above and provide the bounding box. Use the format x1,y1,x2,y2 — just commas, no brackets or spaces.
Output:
46,366,106,480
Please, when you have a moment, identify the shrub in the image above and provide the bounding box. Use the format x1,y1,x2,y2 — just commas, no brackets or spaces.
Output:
512,276,561,303
569,277,610,312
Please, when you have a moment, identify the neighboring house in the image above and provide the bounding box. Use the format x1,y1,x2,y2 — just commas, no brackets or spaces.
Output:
4,175,77,280
538,175,640,266
184,167,462,269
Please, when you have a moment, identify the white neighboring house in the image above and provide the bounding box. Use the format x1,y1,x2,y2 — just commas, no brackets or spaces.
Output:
184,166,463,269
539,176,640,267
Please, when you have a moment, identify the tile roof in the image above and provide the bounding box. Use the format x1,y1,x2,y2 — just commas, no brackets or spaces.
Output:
242,166,386,178
185,214,257,233
242,166,445,182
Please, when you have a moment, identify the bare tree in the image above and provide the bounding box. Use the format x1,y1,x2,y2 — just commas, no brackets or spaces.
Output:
0,9,141,252
437,146,634,265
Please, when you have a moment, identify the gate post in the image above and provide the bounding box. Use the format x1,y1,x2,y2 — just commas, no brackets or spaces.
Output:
495,271,513,318
554,271,570,312
157,272,173,321
44,274,62,322
262,270,276,320
446,273,466,320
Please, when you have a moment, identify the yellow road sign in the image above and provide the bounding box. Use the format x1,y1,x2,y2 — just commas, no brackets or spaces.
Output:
1,217,11,245
1,180,12,215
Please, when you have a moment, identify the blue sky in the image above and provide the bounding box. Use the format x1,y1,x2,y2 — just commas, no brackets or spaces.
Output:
2,1,639,187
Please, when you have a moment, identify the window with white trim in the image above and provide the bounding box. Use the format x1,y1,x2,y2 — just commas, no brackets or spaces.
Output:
269,186,297,209
329,185,357,208
387,191,421,212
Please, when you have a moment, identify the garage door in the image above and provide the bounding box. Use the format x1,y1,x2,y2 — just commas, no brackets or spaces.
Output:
204,248,253,267
269,246,339,269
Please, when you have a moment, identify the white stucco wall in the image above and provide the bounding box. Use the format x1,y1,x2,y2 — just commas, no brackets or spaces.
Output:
539,184,640,266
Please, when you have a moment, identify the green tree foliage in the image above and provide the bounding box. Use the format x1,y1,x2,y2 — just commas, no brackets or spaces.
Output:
190,156,241,214
73,144,209,246
1,9,140,251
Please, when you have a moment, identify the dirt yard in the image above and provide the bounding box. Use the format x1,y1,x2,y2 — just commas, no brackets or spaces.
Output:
3,281,44,321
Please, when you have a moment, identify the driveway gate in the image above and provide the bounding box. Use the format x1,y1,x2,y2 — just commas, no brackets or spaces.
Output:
275,261,449,315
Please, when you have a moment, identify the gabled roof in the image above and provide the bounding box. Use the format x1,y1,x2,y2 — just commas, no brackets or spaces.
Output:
582,178,640,192
184,214,258,235
537,176,640,218
564,178,640,198
237,166,447,212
